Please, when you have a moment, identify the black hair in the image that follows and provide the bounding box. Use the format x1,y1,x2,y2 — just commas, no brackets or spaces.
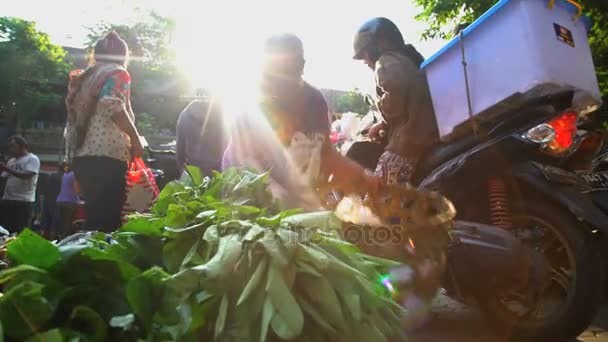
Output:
9,135,28,149
263,33,305,77
94,31,129,66
264,33,304,57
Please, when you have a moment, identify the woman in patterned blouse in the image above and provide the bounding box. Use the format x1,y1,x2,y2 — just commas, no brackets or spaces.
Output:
65,31,144,232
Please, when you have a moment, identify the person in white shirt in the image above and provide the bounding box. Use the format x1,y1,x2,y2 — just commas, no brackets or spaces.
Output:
0,135,40,233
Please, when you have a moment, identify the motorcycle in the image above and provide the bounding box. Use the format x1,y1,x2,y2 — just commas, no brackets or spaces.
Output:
345,90,607,341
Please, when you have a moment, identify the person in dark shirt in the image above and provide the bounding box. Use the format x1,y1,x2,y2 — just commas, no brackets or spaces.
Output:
176,98,227,176
223,33,378,209
353,17,439,185
352,17,444,330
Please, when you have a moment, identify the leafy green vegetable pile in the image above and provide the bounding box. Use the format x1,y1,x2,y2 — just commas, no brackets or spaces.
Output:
0,167,406,341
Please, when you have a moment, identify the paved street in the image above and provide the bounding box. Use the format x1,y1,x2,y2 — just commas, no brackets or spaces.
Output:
410,294,608,342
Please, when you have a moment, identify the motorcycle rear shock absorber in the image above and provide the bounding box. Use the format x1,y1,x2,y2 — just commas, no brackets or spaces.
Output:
487,177,513,229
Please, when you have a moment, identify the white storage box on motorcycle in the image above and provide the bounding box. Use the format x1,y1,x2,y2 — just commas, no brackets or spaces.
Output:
421,0,602,139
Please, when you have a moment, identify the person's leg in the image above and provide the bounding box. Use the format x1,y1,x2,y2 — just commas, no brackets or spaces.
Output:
55,202,77,238
0,200,13,233
73,157,98,231
73,157,112,231
10,201,33,234
374,151,442,330
41,198,56,238
99,159,127,231
73,157,126,232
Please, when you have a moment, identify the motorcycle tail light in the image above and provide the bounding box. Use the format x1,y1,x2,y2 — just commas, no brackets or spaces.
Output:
564,130,605,171
546,111,578,152
524,123,556,144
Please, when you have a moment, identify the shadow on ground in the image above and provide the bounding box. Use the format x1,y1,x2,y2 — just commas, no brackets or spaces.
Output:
409,294,608,342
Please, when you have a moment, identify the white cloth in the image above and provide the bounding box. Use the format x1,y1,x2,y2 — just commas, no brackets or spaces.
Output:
2,153,40,202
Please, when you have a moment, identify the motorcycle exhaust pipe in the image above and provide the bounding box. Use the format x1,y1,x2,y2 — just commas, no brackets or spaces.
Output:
445,221,550,302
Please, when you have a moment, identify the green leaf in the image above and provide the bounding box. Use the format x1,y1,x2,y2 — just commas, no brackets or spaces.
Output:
256,209,303,227
295,260,322,277
203,224,220,244
260,235,288,266
168,235,242,295
237,256,267,306
120,217,164,237
195,290,214,304
297,243,329,270
281,211,341,230
127,267,170,329
260,297,274,342
298,275,346,331
188,300,213,336
296,296,337,334
166,203,191,227
109,313,135,330
318,235,360,255
215,295,229,338
24,329,63,342
185,165,204,187
163,233,198,274
277,229,300,262
78,248,141,281
7,229,61,269
243,224,266,242
353,322,387,342
265,262,304,340
67,306,107,341
0,281,56,340
181,240,204,270
195,209,218,220
152,181,186,215
232,204,262,216
0,264,49,286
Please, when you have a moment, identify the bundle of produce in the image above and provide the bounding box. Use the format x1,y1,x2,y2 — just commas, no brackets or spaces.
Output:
0,167,406,341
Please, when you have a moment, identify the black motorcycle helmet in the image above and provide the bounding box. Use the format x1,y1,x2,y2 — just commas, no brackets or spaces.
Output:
353,17,425,68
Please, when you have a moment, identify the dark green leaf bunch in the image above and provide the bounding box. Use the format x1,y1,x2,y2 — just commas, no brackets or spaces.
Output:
0,167,406,342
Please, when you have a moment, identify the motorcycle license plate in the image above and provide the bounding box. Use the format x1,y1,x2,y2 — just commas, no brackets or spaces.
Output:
581,171,608,190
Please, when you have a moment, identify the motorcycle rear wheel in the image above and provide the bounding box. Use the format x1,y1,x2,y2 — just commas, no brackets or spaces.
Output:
481,198,604,341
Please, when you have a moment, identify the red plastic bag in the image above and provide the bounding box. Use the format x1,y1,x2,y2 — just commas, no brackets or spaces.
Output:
121,158,160,222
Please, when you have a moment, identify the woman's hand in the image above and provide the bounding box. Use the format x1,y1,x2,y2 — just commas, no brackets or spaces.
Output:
360,172,381,195
130,137,145,159
369,121,387,142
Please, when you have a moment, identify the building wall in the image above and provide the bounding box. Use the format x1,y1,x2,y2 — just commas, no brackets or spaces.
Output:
62,46,89,69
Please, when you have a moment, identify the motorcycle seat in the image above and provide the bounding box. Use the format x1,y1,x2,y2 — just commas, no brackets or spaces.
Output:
413,135,484,184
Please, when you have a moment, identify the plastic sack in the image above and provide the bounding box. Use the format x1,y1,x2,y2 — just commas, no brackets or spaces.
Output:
340,112,362,141
121,158,160,222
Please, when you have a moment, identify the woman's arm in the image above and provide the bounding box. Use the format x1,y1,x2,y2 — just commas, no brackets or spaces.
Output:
101,70,144,158
112,110,144,157
73,177,80,196
320,143,378,194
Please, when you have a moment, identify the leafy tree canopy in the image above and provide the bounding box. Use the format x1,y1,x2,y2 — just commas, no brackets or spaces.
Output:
0,17,70,128
335,90,370,115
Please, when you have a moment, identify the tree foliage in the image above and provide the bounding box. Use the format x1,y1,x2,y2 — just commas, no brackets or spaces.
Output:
413,0,608,107
0,17,70,128
335,91,369,114
86,12,191,133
